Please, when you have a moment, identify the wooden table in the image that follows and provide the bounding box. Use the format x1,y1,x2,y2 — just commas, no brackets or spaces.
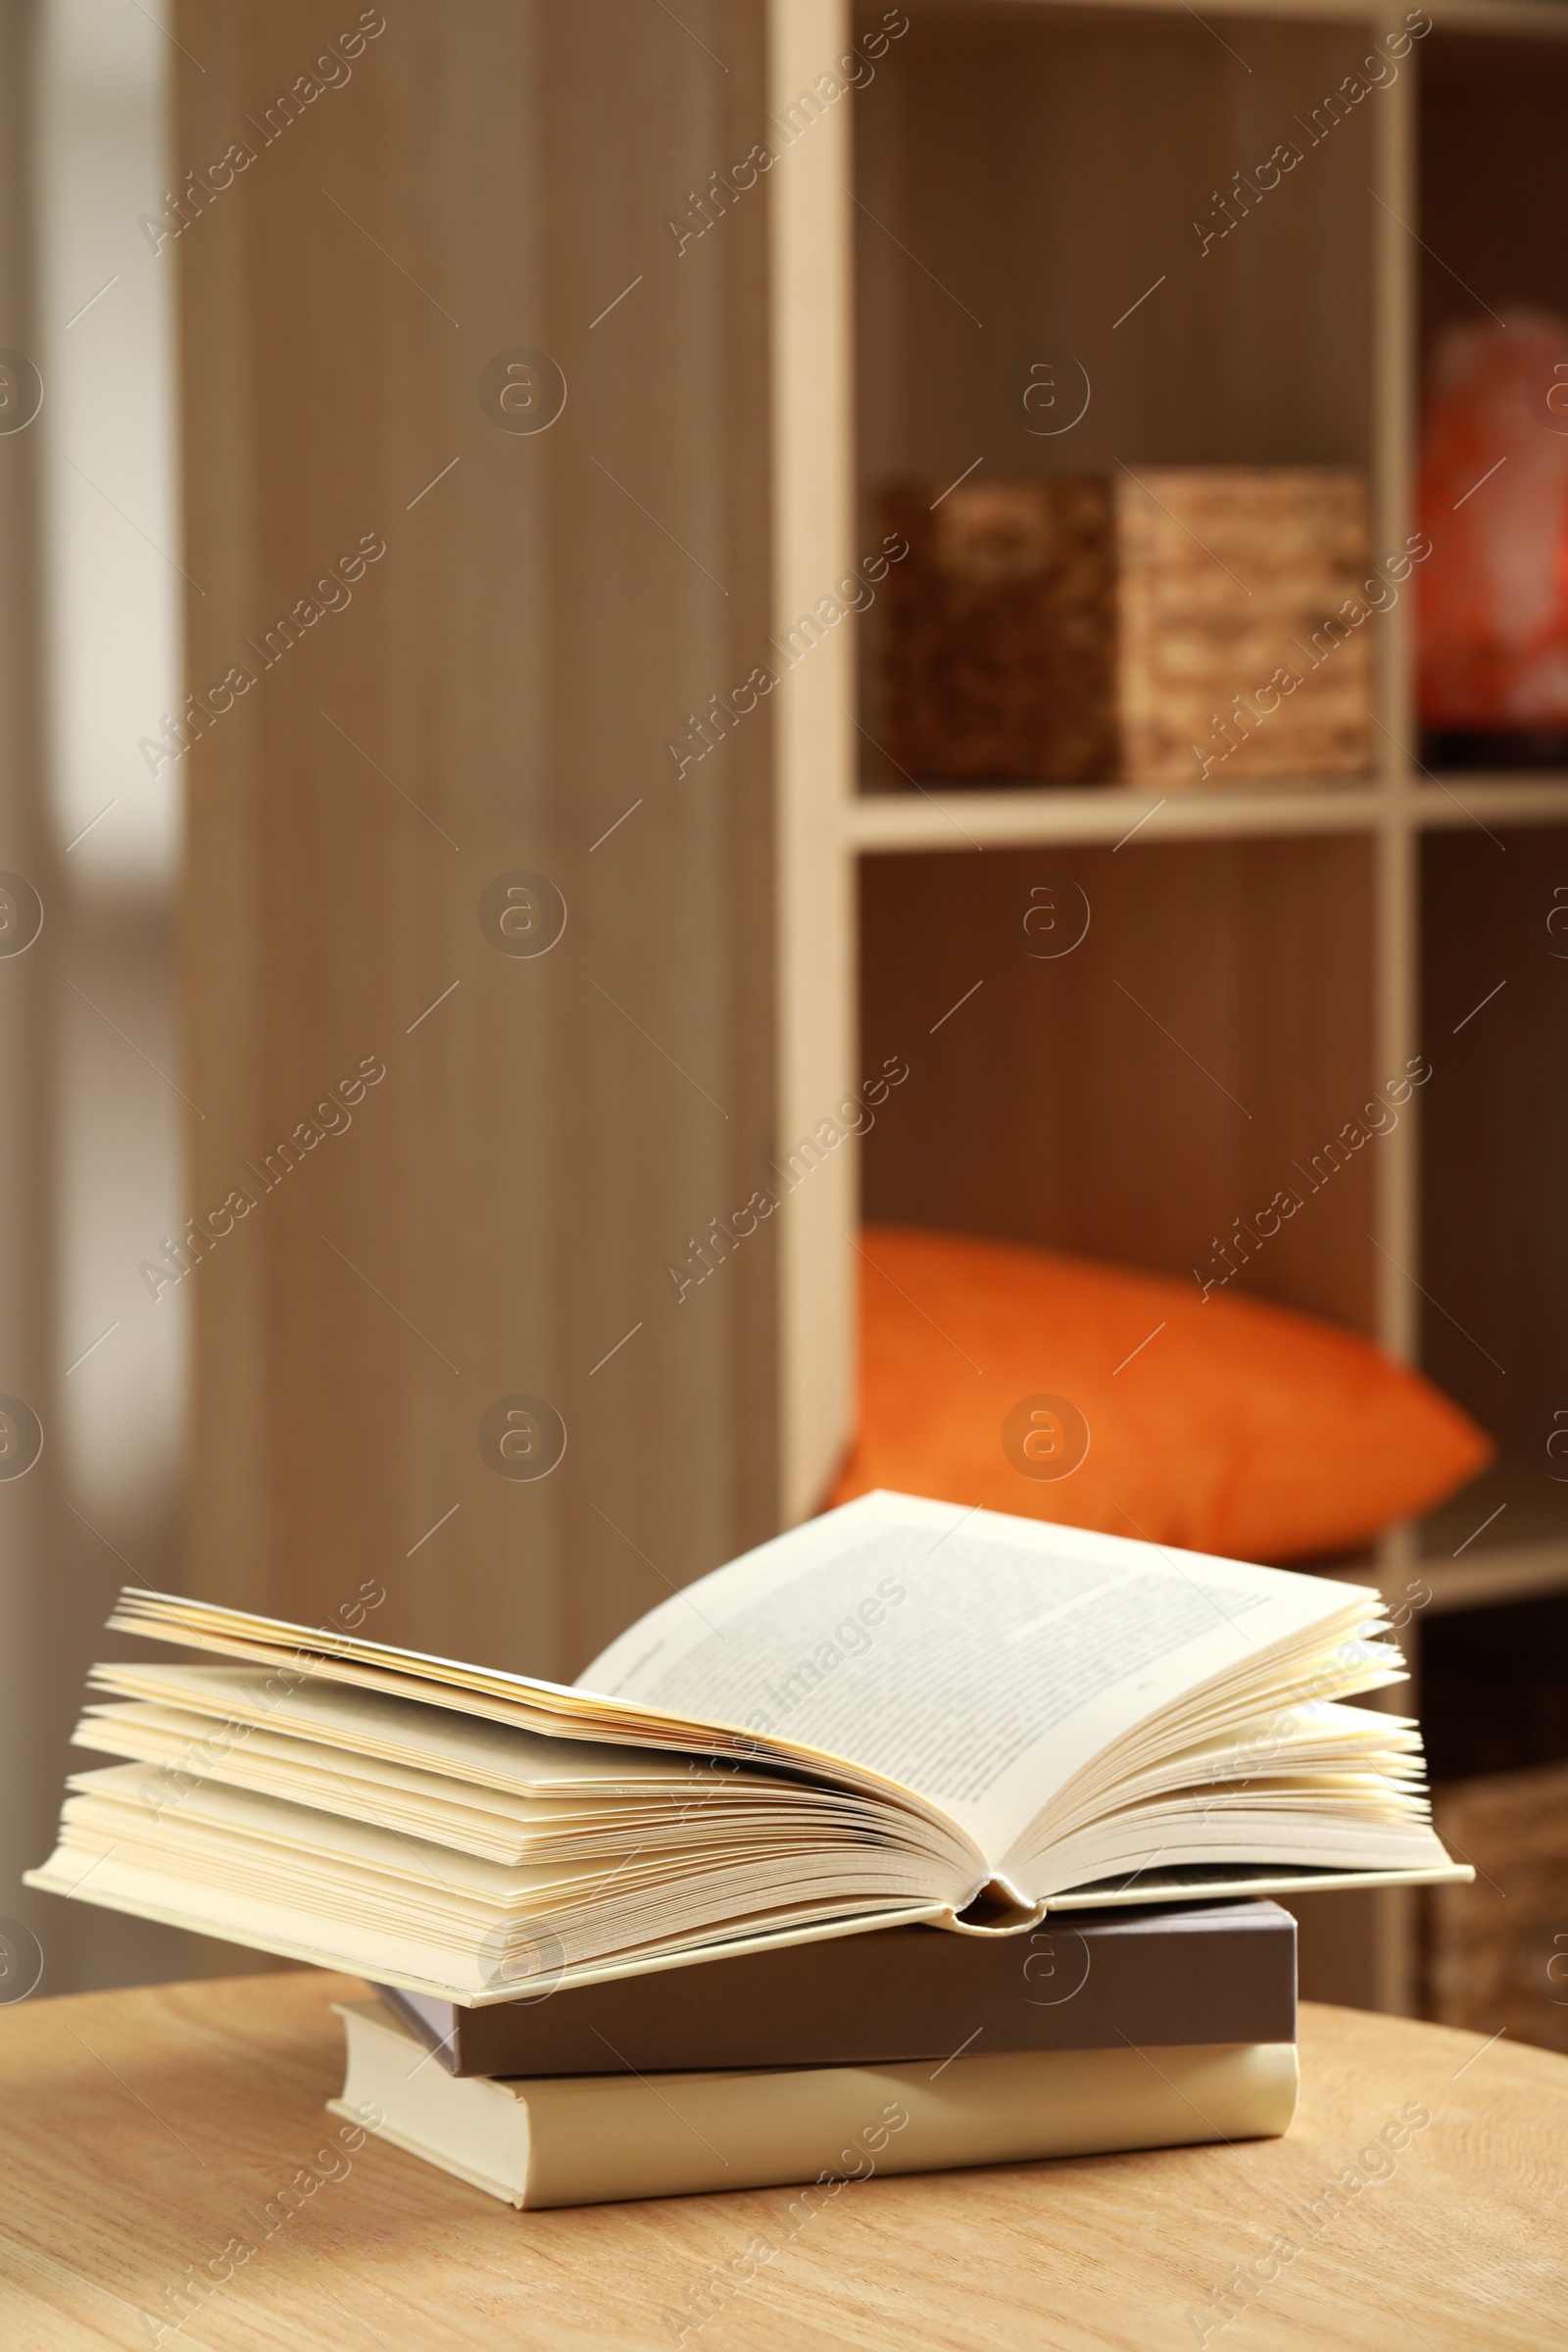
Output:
0,1974,1562,2350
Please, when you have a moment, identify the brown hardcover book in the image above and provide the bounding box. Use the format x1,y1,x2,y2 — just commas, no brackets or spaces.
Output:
371,1898,1296,2078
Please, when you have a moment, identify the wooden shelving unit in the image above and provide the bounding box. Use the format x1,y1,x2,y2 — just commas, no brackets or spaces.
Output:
771,0,1568,2008
162,0,1566,2024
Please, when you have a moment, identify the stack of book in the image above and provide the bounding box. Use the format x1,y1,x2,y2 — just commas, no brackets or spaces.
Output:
339,1900,1300,2207
28,1492,1466,2207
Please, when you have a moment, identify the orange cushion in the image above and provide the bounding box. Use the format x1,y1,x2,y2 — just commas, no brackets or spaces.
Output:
827,1227,1493,1562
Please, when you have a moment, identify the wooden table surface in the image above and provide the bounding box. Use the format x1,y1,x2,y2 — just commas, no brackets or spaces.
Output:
0,1973,1562,2351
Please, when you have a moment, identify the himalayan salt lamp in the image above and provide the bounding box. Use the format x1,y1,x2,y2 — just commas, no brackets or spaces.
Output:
1418,309,1568,760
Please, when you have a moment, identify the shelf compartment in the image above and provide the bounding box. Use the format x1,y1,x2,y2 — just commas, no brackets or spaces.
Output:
1421,1586,1568,1783
858,833,1377,1332
1418,824,1568,1559
854,1,1378,776
1416,25,1568,770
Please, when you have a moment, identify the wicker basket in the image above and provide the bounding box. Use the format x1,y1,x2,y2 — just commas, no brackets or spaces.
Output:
1428,1761,1568,2054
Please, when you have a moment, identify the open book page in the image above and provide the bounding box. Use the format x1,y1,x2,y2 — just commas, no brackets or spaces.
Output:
30,1759,955,1998
100,1590,967,1822
80,1662,758,1792
578,1491,1391,1872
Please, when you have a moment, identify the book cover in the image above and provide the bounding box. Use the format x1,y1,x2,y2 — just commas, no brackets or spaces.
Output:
372,1897,1296,2077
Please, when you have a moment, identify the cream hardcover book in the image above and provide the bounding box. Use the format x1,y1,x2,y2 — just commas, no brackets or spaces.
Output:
28,1492,1466,2000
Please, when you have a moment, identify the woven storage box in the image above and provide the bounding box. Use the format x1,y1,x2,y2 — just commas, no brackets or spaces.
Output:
1428,1761,1568,2054
879,466,1372,787
878,477,1117,782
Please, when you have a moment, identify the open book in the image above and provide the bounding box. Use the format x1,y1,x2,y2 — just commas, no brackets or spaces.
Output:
27,1493,1466,2002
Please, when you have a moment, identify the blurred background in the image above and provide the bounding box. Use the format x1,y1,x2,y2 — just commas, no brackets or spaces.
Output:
2,0,1565,2048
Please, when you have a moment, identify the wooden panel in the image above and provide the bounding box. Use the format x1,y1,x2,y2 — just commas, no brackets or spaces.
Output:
0,1970,1563,2351
176,2,780,1678
854,4,1375,478
858,837,1377,1332
1419,827,1568,1551
1419,31,1568,358
0,0,68,1985
770,0,857,1522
